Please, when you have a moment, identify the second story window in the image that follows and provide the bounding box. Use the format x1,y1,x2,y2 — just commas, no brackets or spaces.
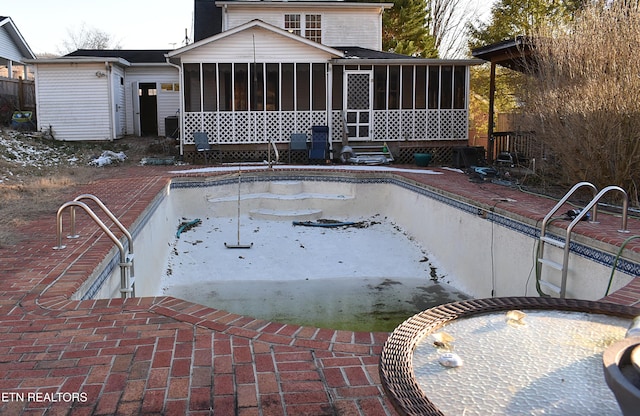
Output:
305,15,321,43
284,14,301,36
284,14,322,43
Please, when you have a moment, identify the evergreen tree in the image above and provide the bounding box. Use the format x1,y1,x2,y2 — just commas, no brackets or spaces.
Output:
383,0,438,58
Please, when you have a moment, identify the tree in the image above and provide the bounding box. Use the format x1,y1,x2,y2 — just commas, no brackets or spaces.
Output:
467,0,585,49
429,0,481,58
519,0,640,203
383,0,438,58
58,23,121,54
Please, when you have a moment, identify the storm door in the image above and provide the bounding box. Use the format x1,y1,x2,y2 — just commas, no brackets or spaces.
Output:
344,70,372,140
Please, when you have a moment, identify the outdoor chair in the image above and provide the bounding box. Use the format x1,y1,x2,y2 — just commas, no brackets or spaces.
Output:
193,132,219,164
309,126,329,163
289,133,308,164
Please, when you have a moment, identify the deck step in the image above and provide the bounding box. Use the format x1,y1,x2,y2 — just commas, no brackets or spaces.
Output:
540,236,566,249
249,208,322,221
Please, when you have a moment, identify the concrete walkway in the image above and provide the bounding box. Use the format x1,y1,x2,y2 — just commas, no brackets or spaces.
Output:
0,165,638,415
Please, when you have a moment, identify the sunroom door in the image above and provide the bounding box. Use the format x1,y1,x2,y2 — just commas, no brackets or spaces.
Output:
344,70,372,140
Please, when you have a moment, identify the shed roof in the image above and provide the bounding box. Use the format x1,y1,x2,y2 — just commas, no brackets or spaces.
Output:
65,49,171,64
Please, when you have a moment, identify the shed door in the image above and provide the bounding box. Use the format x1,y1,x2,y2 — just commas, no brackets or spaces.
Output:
344,71,372,140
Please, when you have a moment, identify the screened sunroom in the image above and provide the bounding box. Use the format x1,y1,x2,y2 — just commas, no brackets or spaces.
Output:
168,20,478,163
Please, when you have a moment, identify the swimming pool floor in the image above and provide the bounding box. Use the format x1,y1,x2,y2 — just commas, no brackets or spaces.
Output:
1,164,640,415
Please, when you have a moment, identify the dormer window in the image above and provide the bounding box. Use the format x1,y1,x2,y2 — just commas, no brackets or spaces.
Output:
284,14,322,43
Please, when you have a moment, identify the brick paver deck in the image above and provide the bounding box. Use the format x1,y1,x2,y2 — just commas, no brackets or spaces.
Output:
1,164,638,415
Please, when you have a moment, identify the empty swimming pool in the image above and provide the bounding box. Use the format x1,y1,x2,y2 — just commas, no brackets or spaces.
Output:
84,168,638,331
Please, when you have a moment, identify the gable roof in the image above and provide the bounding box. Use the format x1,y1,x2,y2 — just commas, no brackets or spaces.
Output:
0,16,36,63
168,19,344,59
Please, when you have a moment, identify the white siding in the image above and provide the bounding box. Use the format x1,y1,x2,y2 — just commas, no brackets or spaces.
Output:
180,26,336,63
224,6,383,50
124,66,180,136
35,63,113,141
0,25,24,62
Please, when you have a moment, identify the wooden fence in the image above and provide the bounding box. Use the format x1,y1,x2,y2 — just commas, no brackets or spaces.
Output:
0,77,35,125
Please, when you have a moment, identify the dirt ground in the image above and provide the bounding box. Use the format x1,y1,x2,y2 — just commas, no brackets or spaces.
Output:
0,129,172,246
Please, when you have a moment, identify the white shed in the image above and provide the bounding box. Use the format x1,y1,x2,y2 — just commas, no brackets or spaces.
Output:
27,50,180,141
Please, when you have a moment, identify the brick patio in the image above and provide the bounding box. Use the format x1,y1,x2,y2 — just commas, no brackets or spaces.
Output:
0,165,638,415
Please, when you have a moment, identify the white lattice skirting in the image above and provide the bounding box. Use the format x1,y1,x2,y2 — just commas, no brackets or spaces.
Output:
183,109,467,144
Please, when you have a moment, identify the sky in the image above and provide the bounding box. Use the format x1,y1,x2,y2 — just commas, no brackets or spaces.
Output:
5,0,194,55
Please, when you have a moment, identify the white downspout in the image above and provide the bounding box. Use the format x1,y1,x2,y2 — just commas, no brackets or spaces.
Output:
327,62,333,160
166,57,184,155
105,62,114,140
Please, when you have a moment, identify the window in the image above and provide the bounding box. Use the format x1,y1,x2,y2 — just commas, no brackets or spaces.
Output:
415,66,427,109
183,63,200,112
266,63,279,110
332,65,343,110
296,63,310,111
281,63,295,111
440,66,453,109
203,63,217,111
388,66,400,110
402,66,414,109
285,14,301,35
453,66,466,109
428,66,440,109
218,63,232,111
284,14,321,42
305,14,321,43
373,66,387,110
312,63,326,110
250,62,264,111
234,63,248,111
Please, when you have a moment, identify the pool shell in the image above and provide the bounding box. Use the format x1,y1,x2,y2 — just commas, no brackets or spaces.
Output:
85,169,640,305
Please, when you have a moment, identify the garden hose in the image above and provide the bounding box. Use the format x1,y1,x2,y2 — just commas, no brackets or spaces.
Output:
604,234,640,297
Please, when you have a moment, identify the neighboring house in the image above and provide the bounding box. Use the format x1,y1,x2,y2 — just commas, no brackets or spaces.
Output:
0,16,34,80
27,0,480,164
0,16,36,123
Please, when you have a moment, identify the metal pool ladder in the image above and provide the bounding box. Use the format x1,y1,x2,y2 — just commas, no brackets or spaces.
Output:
54,194,135,299
537,182,629,298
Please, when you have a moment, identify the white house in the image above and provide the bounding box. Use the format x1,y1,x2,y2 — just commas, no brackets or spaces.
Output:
27,0,480,164
0,16,34,80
